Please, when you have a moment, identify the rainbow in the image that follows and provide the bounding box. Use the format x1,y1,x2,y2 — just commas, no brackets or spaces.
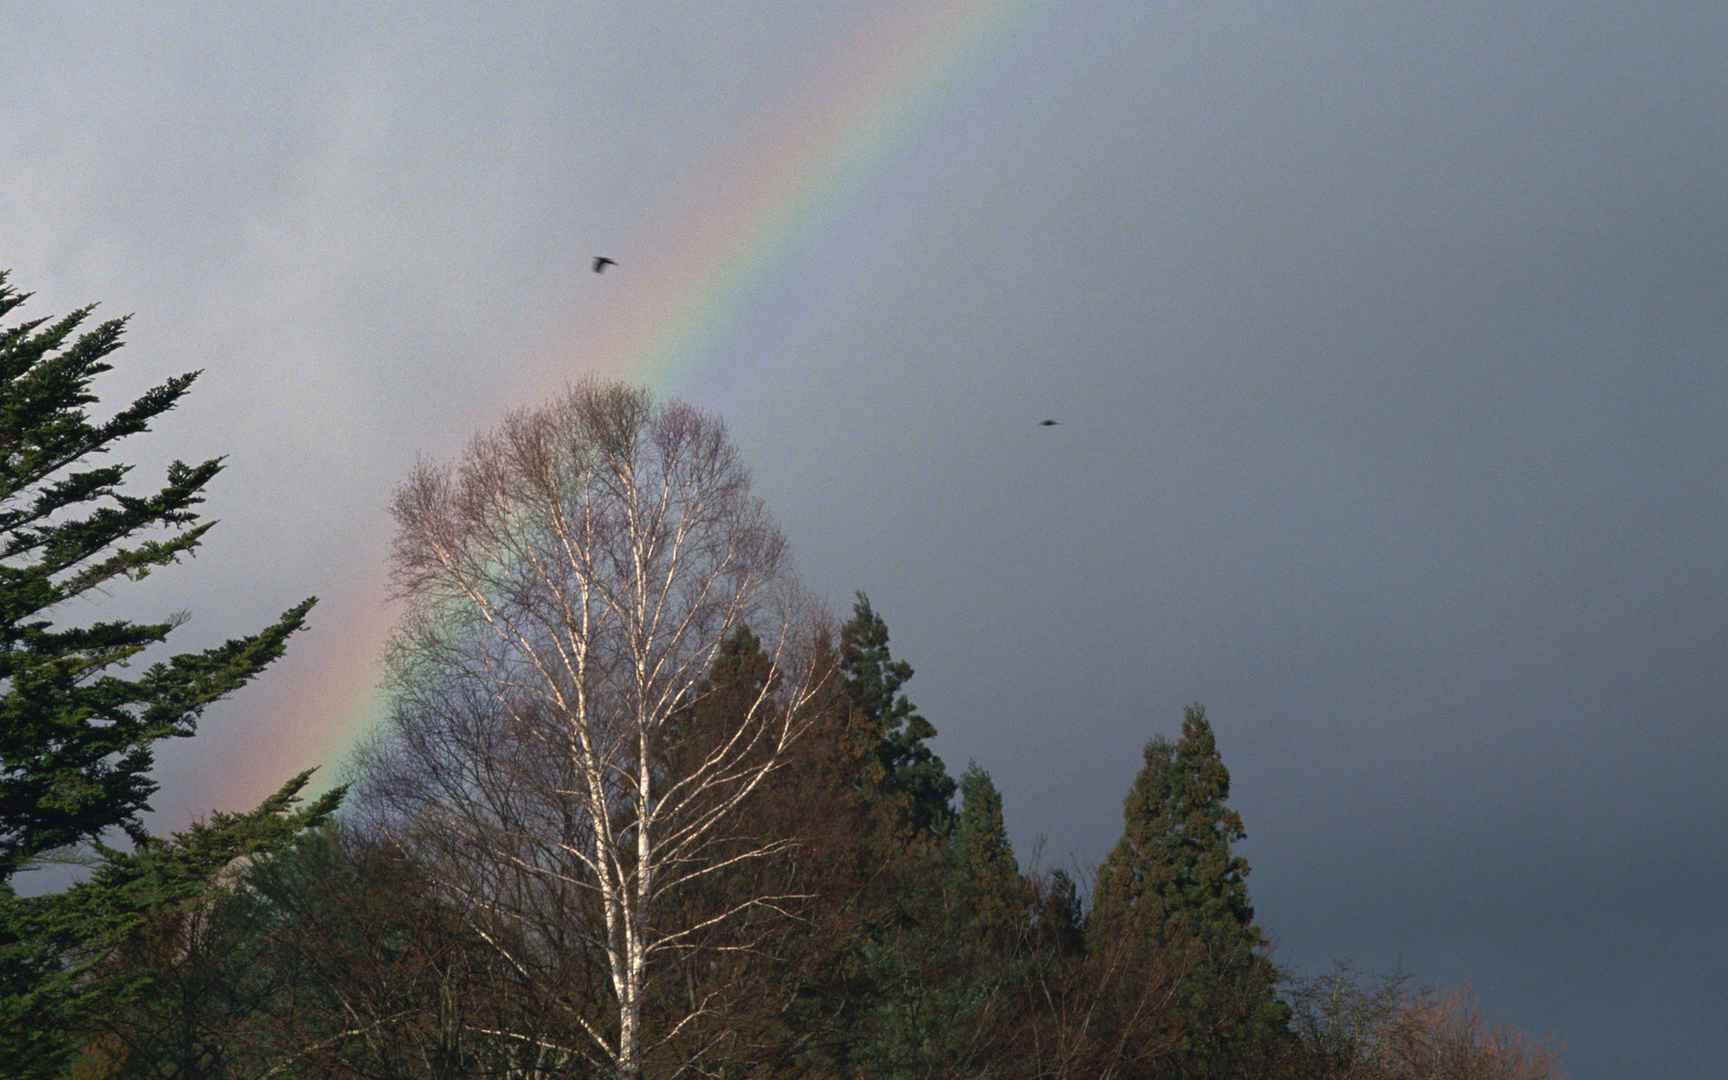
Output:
532,0,1054,401
221,0,1052,814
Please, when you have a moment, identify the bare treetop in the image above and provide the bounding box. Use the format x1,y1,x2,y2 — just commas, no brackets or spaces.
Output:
373,379,822,1080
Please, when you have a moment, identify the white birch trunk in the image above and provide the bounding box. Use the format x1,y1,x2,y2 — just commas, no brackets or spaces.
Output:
375,381,823,1079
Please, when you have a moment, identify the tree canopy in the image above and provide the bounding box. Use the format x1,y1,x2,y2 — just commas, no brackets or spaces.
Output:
837,592,955,837
0,270,338,1077
1092,704,1290,1077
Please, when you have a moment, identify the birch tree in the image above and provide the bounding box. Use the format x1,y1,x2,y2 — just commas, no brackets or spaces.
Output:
369,381,824,1080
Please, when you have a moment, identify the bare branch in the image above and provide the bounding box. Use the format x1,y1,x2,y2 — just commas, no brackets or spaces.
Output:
360,380,821,1080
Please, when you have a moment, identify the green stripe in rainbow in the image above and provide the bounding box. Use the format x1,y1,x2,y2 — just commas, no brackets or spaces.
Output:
640,0,1055,393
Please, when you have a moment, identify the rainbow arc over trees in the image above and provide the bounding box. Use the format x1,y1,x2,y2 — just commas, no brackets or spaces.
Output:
244,0,1051,809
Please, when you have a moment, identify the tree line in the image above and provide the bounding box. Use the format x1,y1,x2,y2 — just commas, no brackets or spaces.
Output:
0,272,1566,1078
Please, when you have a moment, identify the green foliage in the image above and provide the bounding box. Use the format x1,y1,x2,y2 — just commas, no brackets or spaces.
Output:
3,773,340,1078
0,271,318,878
662,624,776,783
837,592,955,836
839,766,1024,1078
70,824,575,1080
1092,704,1290,1077
951,763,1023,945
0,270,335,1076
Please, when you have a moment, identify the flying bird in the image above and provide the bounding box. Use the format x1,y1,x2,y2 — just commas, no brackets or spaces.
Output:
592,256,617,273
1039,419,1061,426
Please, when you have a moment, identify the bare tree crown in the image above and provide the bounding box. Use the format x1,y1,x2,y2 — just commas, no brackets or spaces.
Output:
369,380,820,1079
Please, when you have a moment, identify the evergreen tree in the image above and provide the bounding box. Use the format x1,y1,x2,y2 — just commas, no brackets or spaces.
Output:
77,823,546,1080
951,762,1023,944
660,623,777,783
679,610,957,1078
14,775,340,1078
1091,704,1290,1077
837,592,954,836
843,765,1031,1078
0,270,338,1075
647,623,801,1072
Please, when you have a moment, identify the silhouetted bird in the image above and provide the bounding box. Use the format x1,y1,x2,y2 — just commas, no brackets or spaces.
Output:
1039,419,1061,426
593,257,617,273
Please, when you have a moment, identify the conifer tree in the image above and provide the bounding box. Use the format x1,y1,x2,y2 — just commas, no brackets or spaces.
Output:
661,624,777,784
1091,704,1289,1077
856,763,1028,1077
719,602,963,1076
0,271,338,1075
647,622,802,1068
837,592,954,836
951,762,1023,943
8,775,340,1076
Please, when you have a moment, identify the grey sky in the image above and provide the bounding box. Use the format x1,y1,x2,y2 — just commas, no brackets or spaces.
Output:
6,3,1725,1074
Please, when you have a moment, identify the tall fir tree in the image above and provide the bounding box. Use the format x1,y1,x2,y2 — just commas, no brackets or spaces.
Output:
695,604,964,1077
837,592,954,836
660,623,777,784
0,271,339,1076
861,762,1029,1077
1091,704,1290,1077
647,622,798,1071
950,762,1023,945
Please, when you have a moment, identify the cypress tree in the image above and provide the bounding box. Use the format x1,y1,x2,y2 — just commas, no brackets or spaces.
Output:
951,762,1023,944
733,598,962,1076
661,623,776,782
6,774,340,1076
0,271,339,1075
837,592,954,836
1092,704,1289,1077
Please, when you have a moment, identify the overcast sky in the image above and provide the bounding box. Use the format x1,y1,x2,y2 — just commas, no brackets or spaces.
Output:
6,2,1725,1074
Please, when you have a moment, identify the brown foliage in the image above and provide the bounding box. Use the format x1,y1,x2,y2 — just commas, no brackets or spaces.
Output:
1281,962,1568,1080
